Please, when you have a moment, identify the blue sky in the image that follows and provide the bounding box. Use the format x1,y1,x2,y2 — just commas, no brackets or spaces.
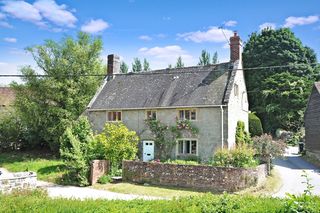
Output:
0,0,320,84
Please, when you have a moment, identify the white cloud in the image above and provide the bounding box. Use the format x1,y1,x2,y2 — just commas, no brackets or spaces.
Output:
139,35,152,41
81,19,109,34
259,22,276,31
283,15,319,28
0,21,12,28
1,1,43,24
162,16,171,21
156,33,167,38
4,37,17,43
0,12,6,20
138,45,196,68
224,20,237,27
33,0,77,28
0,62,8,65
177,26,233,43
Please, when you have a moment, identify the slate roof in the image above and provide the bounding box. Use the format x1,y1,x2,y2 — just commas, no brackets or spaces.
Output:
0,87,15,107
89,62,235,110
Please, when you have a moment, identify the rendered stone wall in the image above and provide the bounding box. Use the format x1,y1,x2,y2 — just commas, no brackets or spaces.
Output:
0,172,37,193
123,161,267,192
90,160,110,185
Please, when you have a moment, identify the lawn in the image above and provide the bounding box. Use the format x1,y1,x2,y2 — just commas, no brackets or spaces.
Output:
93,183,205,198
0,152,66,183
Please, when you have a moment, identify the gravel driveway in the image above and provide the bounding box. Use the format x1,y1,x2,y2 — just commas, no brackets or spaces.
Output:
273,146,320,198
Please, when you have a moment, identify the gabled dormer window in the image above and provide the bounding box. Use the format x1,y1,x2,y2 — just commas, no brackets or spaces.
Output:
107,111,122,121
178,109,196,120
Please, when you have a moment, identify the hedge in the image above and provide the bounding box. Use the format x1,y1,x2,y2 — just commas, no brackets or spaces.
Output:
249,113,263,137
0,190,320,213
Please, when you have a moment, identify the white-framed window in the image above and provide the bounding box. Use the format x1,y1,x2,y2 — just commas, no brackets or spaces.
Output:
107,111,122,121
146,110,157,120
177,139,197,155
234,84,239,97
178,109,196,120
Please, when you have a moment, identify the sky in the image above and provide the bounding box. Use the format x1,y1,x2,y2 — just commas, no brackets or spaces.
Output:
0,0,320,85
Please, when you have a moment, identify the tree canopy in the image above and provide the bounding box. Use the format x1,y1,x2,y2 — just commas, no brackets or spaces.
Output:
143,58,151,71
132,58,142,72
175,56,184,68
11,32,105,152
120,61,128,74
198,50,211,66
243,28,319,132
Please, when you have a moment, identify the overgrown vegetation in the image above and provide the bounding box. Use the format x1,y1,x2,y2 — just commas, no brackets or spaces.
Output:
235,121,252,146
249,113,263,137
1,189,320,213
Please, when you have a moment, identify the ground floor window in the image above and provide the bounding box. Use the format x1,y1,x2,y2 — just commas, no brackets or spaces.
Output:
107,111,122,121
177,139,197,155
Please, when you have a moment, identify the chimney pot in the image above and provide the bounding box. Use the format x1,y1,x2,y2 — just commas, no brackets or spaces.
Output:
107,54,120,76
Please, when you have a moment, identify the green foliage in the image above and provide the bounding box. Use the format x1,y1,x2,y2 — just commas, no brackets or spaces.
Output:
235,121,252,146
211,145,258,168
0,110,24,151
11,32,104,152
212,51,219,64
120,61,128,74
198,50,211,66
143,58,151,71
174,119,199,135
286,128,304,146
175,56,184,68
94,122,139,167
163,159,199,165
98,175,112,184
243,28,319,132
59,116,95,186
249,113,263,137
132,58,142,72
252,134,286,160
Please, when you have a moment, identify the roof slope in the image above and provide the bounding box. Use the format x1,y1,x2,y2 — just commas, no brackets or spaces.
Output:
89,62,234,110
0,87,15,107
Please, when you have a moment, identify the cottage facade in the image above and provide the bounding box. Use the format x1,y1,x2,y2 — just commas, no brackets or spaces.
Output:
0,87,15,113
86,33,249,161
305,82,320,161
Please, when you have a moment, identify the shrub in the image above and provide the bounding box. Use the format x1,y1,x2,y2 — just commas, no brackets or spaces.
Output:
59,116,95,186
164,159,199,165
252,134,286,162
93,122,139,168
235,121,252,146
211,145,258,168
249,113,263,137
98,175,112,184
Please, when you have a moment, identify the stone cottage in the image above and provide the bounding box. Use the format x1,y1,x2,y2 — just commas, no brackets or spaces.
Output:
304,82,320,161
86,32,249,161
0,87,15,112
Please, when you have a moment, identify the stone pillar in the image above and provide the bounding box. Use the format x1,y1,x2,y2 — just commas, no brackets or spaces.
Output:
90,160,110,185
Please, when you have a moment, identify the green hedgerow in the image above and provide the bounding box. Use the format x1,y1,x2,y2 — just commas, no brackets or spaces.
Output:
249,113,263,137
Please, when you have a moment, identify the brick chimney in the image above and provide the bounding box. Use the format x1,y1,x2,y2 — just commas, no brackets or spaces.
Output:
230,32,242,62
107,54,120,76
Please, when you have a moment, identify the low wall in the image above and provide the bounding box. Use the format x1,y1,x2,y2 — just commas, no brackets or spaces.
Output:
90,160,110,185
0,172,37,193
123,161,267,192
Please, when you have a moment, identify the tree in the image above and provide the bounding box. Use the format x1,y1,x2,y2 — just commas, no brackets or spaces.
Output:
243,28,319,132
11,32,105,152
143,58,151,71
198,50,211,66
212,51,218,64
120,61,128,74
167,64,173,69
132,58,142,72
175,56,184,68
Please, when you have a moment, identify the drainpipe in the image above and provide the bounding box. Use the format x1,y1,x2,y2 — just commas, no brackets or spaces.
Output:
220,106,224,149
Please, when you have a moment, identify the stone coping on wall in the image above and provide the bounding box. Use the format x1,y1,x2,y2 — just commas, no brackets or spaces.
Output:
0,171,37,193
122,161,267,192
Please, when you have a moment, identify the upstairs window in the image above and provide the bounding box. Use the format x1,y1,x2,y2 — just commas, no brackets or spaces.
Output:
177,139,197,155
107,111,122,121
234,84,239,97
146,110,157,120
178,109,196,120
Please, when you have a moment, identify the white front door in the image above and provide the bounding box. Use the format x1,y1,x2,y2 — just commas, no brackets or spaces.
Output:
143,141,154,162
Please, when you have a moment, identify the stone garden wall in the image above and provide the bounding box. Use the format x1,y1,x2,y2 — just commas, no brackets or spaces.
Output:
123,161,267,192
0,172,37,193
90,160,110,185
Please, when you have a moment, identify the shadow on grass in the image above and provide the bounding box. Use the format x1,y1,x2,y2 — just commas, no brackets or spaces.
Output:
37,164,67,175
0,151,58,165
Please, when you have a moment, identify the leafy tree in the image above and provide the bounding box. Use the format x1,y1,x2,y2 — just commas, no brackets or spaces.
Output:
143,58,151,71
198,50,211,66
167,64,173,69
212,51,219,64
243,28,319,132
175,56,184,68
235,121,252,146
11,32,104,152
132,58,142,72
120,61,128,74
249,113,263,137
93,122,139,167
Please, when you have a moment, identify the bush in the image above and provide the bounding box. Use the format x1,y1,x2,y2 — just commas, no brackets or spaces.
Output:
163,159,199,165
252,134,286,162
211,145,258,168
59,116,95,186
249,113,263,137
98,175,112,184
235,121,252,146
93,122,139,168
